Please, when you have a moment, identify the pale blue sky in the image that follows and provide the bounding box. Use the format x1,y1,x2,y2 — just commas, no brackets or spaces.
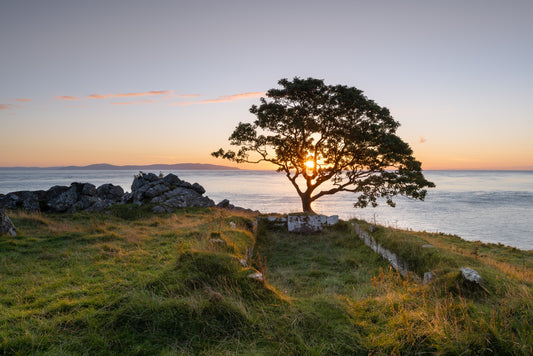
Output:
1,0,532,169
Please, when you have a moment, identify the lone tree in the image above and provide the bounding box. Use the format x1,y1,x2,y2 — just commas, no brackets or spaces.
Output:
212,77,434,213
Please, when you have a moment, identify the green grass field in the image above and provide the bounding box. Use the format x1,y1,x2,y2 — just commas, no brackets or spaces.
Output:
1,207,532,355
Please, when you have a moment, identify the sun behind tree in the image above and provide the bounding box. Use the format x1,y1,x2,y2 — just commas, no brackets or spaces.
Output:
212,77,435,213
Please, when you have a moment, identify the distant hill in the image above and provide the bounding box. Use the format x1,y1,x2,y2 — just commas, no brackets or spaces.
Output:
0,163,240,171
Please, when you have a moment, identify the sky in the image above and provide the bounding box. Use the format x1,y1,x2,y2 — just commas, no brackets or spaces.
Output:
1,0,532,170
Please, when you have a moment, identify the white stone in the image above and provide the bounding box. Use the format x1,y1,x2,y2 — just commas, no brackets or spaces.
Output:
288,215,324,233
229,221,237,228
248,272,263,281
326,215,339,225
461,267,483,285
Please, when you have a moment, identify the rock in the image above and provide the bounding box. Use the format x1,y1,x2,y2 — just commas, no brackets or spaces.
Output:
0,191,42,211
45,185,69,202
248,272,264,282
217,199,231,208
48,185,79,212
128,172,214,211
0,193,19,210
81,183,97,196
369,225,378,233
163,196,187,209
326,215,339,225
288,214,326,233
162,173,181,186
144,183,169,198
96,184,124,202
423,272,435,285
192,182,206,195
229,221,237,228
460,267,483,285
1,172,215,214
421,244,435,248
18,191,41,211
1,209,17,236
152,205,172,213
86,200,114,212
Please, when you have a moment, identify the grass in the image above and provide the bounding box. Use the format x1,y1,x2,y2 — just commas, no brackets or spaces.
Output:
1,208,532,355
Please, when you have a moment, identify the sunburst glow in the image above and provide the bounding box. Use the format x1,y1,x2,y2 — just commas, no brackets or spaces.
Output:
305,160,315,169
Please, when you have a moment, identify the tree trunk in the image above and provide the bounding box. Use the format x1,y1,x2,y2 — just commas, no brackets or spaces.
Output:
300,195,315,214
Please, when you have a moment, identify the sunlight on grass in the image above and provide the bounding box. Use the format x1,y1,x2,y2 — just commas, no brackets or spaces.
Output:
1,208,532,354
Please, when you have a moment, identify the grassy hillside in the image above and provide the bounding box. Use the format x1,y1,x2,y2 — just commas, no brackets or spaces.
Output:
1,207,532,355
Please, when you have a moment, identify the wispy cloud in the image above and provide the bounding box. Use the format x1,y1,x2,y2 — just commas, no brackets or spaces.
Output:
169,92,264,106
87,94,107,99
110,100,154,105
0,104,13,110
15,98,31,102
55,96,79,100
108,90,172,98
419,136,427,143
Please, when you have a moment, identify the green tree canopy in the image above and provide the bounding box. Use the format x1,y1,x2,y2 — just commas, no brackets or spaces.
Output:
213,77,435,213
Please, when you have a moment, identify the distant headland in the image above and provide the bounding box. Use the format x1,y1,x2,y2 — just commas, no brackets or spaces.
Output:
0,163,240,171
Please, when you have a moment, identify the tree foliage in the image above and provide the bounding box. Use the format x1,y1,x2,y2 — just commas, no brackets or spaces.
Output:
213,77,435,213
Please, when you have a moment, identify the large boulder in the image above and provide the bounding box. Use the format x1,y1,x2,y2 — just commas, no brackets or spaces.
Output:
48,185,79,212
96,184,124,202
123,172,214,212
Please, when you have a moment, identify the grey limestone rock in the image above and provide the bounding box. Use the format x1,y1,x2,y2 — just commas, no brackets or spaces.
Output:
129,172,214,212
460,267,483,285
96,184,124,202
162,173,181,186
81,183,97,196
48,185,79,212
192,182,206,195
1,209,17,236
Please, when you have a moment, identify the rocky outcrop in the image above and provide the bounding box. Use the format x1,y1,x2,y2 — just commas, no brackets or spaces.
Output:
122,172,214,213
1,209,17,236
0,182,124,213
0,172,218,214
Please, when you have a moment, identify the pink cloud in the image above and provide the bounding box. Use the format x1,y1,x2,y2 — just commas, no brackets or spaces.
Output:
0,104,13,110
108,90,172,98
169,91,264,106
16,98,31,102
87,94,107,99
419,136,427,143
55,96,79,100
110,99,154,105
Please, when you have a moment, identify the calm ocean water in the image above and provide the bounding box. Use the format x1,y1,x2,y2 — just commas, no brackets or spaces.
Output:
1,169,532,251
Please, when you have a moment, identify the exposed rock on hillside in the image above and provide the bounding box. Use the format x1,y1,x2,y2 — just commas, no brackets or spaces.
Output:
0,173,217,213
1,209,17,236
121,173,214,213
0,182,124,213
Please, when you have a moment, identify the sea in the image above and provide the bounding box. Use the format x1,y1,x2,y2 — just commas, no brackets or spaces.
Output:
0,169,532,251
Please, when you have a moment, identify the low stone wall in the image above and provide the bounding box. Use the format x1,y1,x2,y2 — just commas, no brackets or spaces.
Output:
352,222,411,277
264,214,339,233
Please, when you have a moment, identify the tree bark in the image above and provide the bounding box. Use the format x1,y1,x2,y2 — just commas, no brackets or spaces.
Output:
300,195,315,214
